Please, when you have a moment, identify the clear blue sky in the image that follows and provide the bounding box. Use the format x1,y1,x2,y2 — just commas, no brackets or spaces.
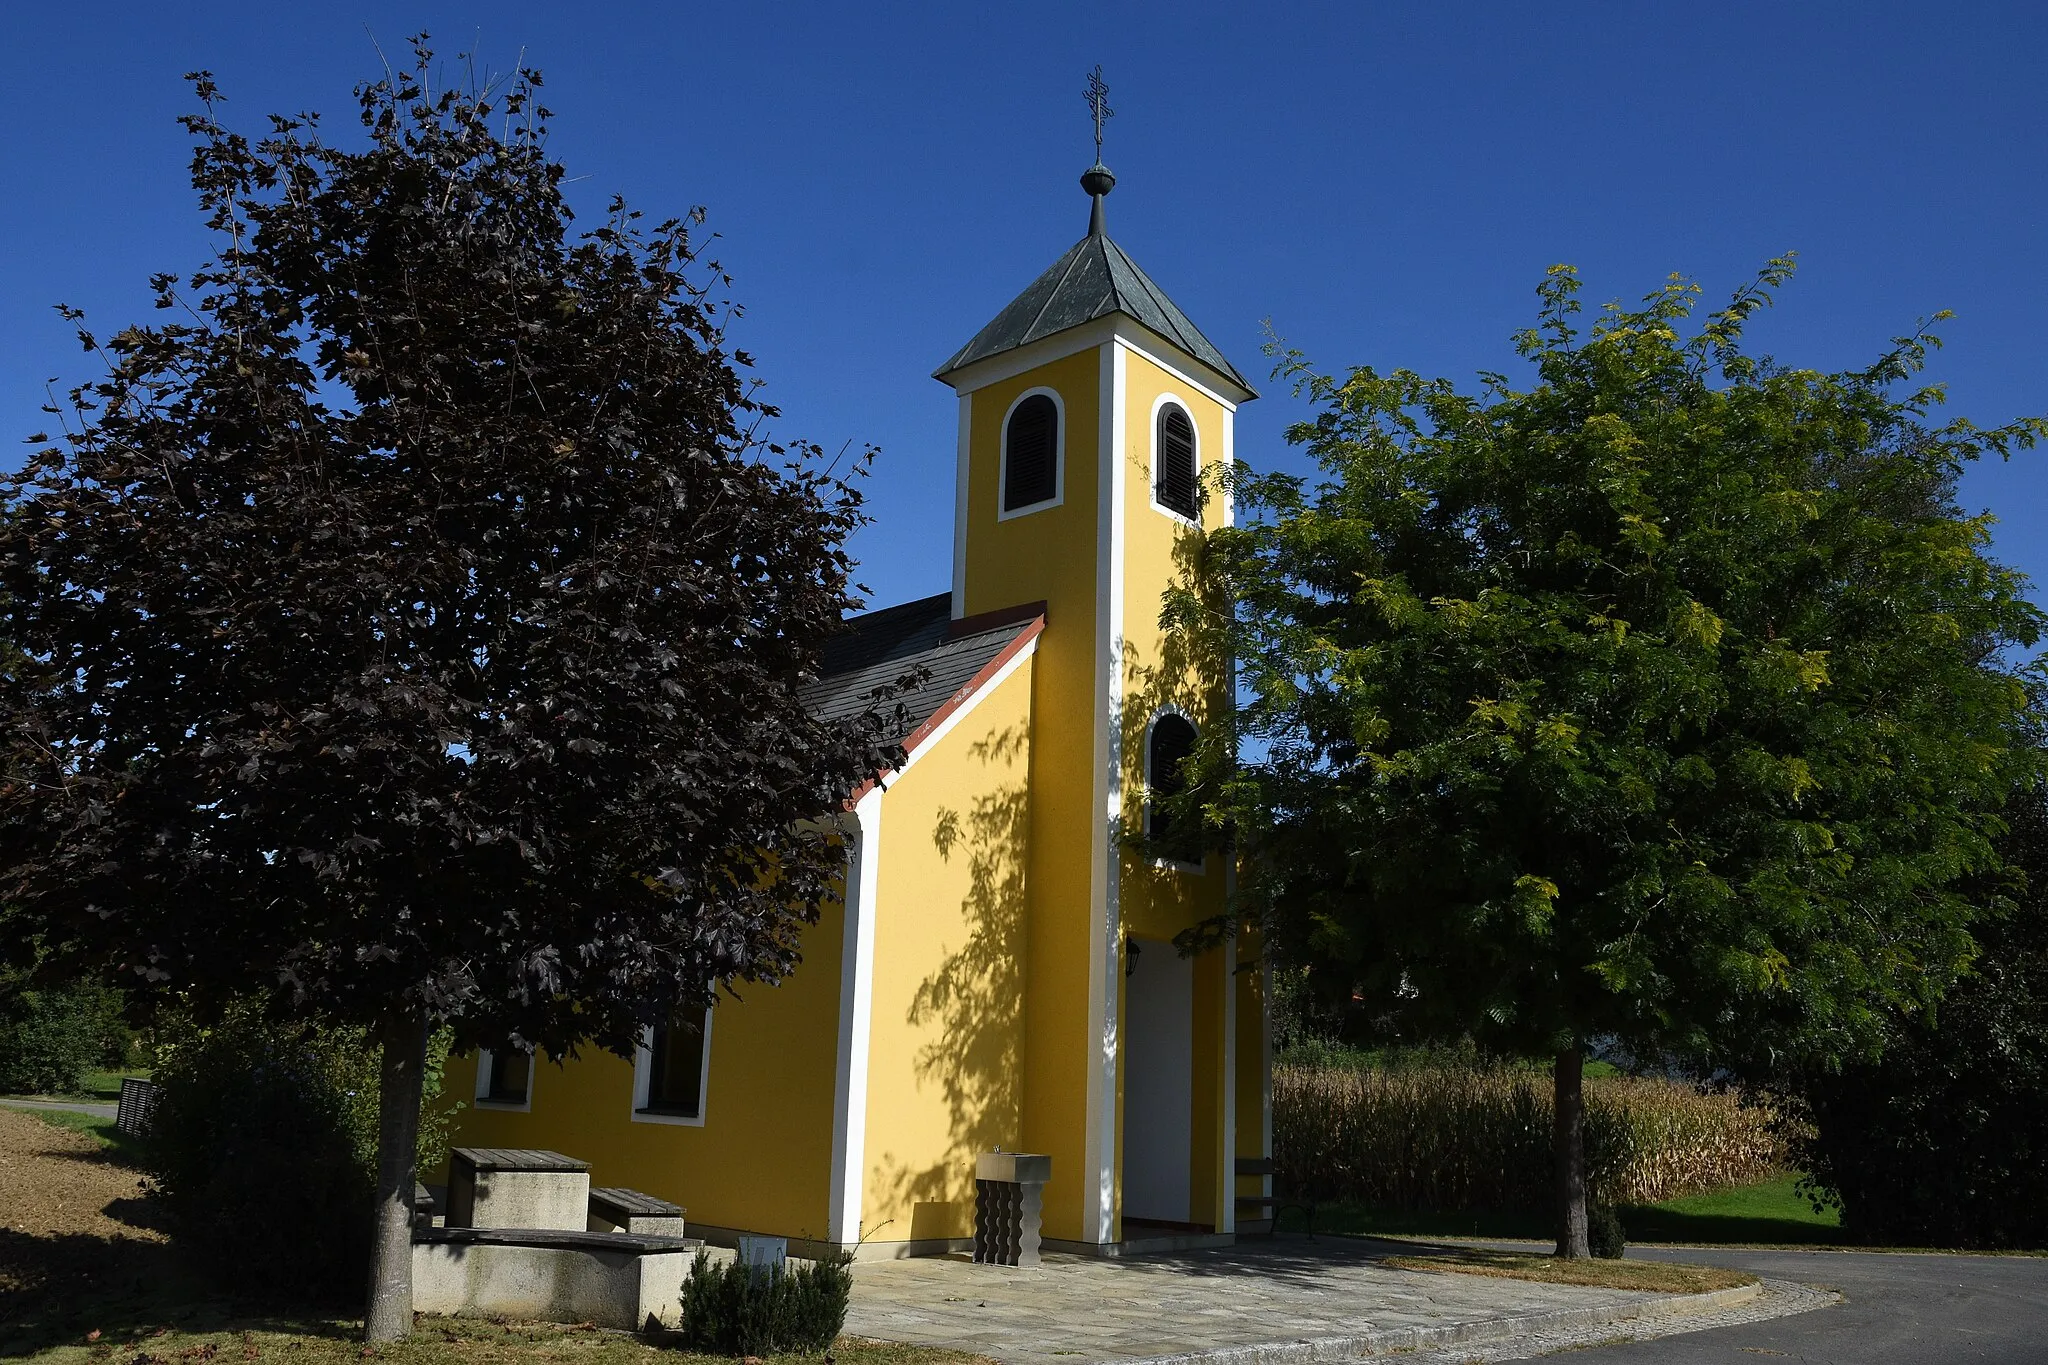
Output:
5,2,2044,614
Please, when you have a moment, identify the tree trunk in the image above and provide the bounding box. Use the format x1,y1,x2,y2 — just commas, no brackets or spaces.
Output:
1553,1044,1590,1259
364,1007,430,1342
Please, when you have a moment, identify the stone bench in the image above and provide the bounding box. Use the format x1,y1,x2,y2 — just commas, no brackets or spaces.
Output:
412,1225,703,1332
588,1186,686,1236
447,1147,590,1232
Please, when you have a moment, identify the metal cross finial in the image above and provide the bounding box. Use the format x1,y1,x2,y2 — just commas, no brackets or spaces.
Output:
1085,65,1113,159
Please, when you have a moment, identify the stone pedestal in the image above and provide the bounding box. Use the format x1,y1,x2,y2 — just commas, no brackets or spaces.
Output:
446,1148,591,1231
974,1152,1050,1266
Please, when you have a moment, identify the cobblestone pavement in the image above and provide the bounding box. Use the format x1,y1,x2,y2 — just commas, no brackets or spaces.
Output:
843,1237,1817,1365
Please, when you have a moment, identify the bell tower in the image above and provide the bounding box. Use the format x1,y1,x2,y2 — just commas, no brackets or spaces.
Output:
932,114,1258,1246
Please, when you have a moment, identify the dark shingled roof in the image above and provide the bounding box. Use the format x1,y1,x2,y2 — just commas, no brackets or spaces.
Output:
802,592,1041,743
933,230,1254,396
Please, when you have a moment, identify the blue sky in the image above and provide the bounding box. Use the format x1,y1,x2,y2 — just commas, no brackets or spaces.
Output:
5,2,2044,615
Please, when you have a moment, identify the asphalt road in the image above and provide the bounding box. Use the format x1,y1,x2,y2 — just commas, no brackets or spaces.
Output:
0,1096,118,1120
1589,1245,2048,1363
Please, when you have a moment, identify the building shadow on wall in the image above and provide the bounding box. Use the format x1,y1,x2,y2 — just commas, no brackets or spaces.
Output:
873,722,1030,1245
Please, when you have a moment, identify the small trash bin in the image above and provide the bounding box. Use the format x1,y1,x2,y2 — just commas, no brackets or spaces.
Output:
973,1152,1050,1266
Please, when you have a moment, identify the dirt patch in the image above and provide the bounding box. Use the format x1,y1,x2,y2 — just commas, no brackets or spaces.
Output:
1386,1250,1757,1294
0,1107,174,1347
0,1108,162,1244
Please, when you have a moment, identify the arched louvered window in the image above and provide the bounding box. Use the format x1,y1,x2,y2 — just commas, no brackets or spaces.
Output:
1146,712,1200,860
1003,393,1061,513
1154,403,1199,520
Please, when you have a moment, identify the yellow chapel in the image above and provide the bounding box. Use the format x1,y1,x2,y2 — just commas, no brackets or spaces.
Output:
445,158,1272,1258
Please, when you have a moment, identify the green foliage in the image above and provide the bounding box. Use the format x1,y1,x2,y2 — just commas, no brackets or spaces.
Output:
145,1002,461,1302
1174,258,2045,1081
1781,778,2048,1248
0,971,129,1094
1275,1062,1778,1211
675,1249,853,1356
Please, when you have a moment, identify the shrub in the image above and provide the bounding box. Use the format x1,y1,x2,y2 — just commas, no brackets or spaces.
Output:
146,1001,460,1303
676,1248,853,1356
1588,1205,1627,1259
1781,785,2048,1249
1273,1063,1778,1213
0,972,128,1094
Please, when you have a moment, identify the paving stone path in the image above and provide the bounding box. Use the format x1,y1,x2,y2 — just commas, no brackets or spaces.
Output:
844,1237,1827,1365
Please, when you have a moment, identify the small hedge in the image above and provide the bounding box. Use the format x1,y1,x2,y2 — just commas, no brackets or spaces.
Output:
676,1248,853,1356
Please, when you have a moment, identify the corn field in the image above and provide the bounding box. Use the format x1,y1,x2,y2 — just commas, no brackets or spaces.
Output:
1273,1063,1782,1211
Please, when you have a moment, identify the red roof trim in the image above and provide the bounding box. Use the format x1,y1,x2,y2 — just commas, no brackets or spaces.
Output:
845,611,1046,807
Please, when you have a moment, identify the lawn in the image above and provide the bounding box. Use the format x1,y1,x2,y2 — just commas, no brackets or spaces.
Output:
1283,1170,1850,1247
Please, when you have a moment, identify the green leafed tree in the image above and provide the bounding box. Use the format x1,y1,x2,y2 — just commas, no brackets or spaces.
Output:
0,44,901,1336
1167,261,2044,1256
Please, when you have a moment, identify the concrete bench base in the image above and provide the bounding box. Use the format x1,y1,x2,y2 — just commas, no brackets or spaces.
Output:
413,1227,703,1332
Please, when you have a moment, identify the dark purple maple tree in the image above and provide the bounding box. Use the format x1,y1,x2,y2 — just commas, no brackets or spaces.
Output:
0,42,900,1338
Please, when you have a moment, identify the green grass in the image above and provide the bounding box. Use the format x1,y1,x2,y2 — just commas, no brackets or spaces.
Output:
1283,1170,1851,1247
23,1106,153,1165
1624,1171,1847,1245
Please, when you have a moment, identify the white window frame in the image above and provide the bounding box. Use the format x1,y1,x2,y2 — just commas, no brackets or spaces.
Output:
1143,705,1205,875
997,386,1066,521
473,1048,534,1113
1148,393,1202,528
630,1007,714,1127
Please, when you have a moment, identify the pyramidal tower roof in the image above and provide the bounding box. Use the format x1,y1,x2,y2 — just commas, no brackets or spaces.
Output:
933,164,1254,397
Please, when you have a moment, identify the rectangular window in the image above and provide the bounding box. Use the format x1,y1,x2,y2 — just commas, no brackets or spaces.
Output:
639,1009,710,1118
479,1048,531,1106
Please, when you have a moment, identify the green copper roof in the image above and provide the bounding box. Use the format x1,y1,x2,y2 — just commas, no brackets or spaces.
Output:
934,228,1254,396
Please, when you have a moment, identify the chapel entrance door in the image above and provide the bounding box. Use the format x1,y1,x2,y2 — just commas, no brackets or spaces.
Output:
1121,936,1193,1225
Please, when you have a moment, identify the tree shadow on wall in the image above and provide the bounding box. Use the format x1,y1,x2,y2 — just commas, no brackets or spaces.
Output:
874,723,1031,1244
1119,519,1235,932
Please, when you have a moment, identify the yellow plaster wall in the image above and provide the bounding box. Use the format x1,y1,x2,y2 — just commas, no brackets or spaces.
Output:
955,347,1103,1243
858,653,1035,1245
444,892,846,1240
1116,345,1237,1227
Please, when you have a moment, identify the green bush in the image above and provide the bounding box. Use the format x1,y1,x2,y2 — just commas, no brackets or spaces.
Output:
1273,1063,1780,1212
0,972,129,1094
676,1248,853,1356
146,1002,460,1303
1783,784,2048,1249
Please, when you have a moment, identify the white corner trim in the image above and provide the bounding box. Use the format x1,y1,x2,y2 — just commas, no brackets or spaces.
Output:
951,392,972,619
628,1011,714,1127
473,1049,534,1113
828,786,884,1244
1083,339,1129,1246
995,386,1065,521
888,634,1039,789
1145,392,1203,529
